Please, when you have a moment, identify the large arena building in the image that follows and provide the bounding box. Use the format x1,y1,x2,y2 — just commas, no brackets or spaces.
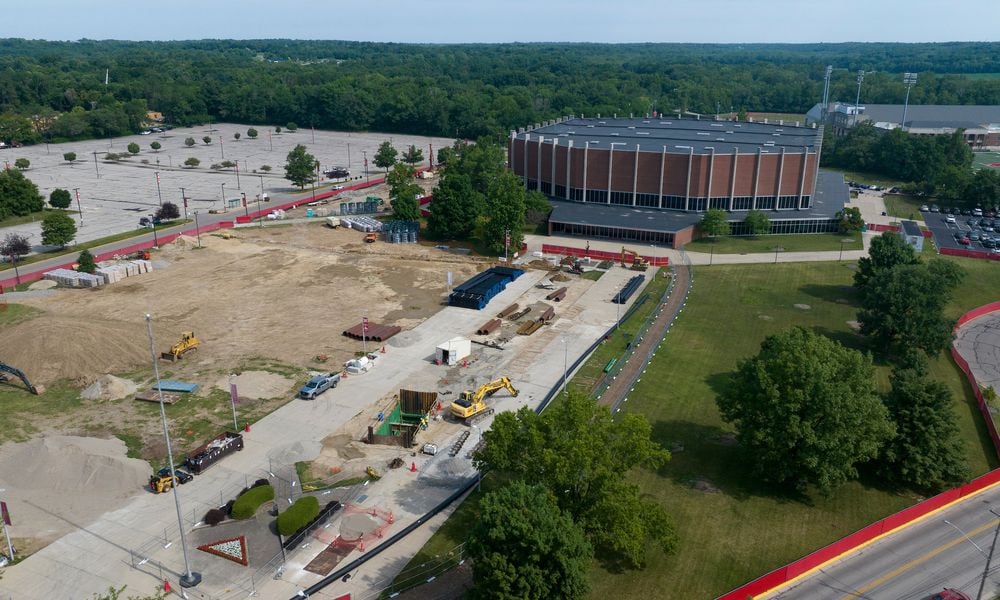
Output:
509,116,848,248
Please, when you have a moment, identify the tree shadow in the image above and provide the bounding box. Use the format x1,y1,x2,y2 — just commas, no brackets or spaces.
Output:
798,283,860,307
704,371,731,398
649,419,812,506
811,325,869,354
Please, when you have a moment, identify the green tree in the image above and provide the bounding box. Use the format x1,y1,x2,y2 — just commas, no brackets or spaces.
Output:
14,158,29,170
717,327,894,493
202,135,212,145
743,209,770,237
386,163,422,221
233,132,241,141
156,202,180,220
150,141,161,152
835,206,864,233
183,157,200,168
374,141,398,173
0,168,45,218
63,152,77,164
0,233,30,283
247,128,258,139
854,232,919,291
699,208,731,238
41,211,77,247
286,122,298,132
427,172,481,239
77,249,96,274
475,391,675,568
737,107,748,121
858,259,965,357
481,170,526,256
49,188,72,209
284,144,317,189
879,364,970,492
127,142,140,155
184,137,195,147
260,165,272,172
275,126,282,133
468,482,591,600
401,144,424,166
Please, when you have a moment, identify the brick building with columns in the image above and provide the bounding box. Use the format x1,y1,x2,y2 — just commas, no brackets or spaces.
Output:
509,116,847,248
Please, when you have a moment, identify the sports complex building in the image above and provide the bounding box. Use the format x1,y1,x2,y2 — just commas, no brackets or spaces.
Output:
509,117,848,248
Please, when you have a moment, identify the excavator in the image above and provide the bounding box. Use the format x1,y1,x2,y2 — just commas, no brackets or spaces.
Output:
161,332,200,362
0,361,43,395
621,247,649,271
450,377,519,422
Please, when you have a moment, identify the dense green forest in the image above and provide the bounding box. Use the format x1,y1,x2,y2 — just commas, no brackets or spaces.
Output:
2,39,1000,145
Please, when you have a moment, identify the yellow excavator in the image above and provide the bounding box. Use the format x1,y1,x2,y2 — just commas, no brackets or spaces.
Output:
161,332,200,362
451,377,519,421
621,247,649,271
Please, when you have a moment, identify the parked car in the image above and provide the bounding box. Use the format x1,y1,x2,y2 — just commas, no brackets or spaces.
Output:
157,466,193,484
298,372,341,399
973,208,983,217
930,204,941,212
968,218,980,227
923,589,970,600
970,231,982,242
945,215,957,224
959,236,971,245
919,204,930,212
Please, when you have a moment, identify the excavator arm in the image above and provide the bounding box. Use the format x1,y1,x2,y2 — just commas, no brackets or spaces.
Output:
0,361,41,395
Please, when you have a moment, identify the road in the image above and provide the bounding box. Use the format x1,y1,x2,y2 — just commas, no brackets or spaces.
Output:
762,482,1000,600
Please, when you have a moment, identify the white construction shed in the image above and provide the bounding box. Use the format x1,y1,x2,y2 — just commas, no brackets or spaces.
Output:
436,337,471,366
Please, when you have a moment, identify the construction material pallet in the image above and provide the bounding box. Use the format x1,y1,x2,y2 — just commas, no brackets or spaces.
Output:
517,320,543,336
135,391,182,404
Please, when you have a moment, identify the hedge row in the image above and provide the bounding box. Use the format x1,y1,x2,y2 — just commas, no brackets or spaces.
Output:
230,484,275,520
277,496,320,536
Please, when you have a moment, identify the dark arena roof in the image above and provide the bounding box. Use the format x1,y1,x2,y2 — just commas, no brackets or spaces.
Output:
514,116,823,155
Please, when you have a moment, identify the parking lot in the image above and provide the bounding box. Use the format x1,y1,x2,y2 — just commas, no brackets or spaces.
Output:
920,205,1000,254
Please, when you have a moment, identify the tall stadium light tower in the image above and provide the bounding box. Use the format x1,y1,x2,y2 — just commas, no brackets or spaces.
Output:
822,65,833,112
901,72,918,130
852,70,865,127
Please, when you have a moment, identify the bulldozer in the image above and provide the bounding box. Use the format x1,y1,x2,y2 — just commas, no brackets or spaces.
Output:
451,376,519,422
621,247,649,271
161,332,200,362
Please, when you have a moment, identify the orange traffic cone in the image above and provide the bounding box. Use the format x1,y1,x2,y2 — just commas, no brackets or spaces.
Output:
244,422,251,433
380,345,386,353
463,359,468,368
410,462,417,472
163,579,172,593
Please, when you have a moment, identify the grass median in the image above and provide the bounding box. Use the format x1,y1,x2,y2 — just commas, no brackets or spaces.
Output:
686,231,862,254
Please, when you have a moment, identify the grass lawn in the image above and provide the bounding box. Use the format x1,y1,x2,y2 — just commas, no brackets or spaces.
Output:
0,303,40,326
402,253,1000,599
0,208,78,229
883,194,926,221
686,231,862,254
824,168,905,189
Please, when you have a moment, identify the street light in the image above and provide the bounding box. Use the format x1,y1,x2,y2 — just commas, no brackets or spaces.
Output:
193,211,201,248
363,150,369,184
154,171,163,206
561,338,569,396
234,160,241,189
73,188,83,227
901,72,918,129
144,314,202,588
220,183,226,211
242,192,249,218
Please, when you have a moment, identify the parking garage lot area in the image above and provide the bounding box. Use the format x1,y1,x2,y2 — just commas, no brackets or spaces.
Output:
921,206,1000,254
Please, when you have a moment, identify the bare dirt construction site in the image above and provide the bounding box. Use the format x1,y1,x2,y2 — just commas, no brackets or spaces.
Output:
0,223,482,552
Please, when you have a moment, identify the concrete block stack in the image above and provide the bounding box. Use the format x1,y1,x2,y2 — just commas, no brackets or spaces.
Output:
95,260,153,285
43,268,105,288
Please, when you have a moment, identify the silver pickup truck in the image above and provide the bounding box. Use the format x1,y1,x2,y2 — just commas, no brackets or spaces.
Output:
298,372,341,399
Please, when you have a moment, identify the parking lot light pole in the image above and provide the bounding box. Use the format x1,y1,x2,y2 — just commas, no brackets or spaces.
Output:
180,187,187,219
73,188,83,227
154,171,163,206
194,211,201,248
145,314,202,588
220,183,226,210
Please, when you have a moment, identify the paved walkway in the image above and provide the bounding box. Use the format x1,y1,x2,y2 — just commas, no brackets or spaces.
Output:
954,313,1000,392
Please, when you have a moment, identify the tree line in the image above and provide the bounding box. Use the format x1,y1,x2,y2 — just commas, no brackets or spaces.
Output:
3,39,1000,146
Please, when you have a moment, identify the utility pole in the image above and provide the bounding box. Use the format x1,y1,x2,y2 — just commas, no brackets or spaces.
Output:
93,151,100,179
234,161,241,189
220,136,224,159
154,171,163,206
180,187,188,219
363,150,369,184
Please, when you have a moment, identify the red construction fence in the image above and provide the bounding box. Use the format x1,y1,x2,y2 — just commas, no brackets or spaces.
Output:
718,301,1000,600
541,243,670,267
867,222,933,237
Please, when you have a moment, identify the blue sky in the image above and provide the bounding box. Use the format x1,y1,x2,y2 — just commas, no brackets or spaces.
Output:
8,0,1000,43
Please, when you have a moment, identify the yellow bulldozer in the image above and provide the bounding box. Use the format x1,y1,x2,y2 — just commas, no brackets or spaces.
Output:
621,247,649,271
161,332,200,362
450,376,519,422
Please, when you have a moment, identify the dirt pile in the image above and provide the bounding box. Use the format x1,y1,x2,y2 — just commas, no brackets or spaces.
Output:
211,371,295,399
81,374,138,401
0,436,149,546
